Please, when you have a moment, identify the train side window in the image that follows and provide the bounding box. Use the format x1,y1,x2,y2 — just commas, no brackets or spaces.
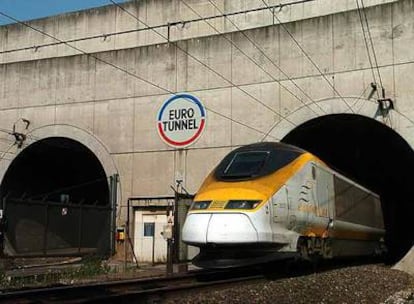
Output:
312,166,316,180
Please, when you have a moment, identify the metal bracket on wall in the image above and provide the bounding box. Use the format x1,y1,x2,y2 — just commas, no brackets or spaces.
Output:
11,118,30,148
376,98,394,117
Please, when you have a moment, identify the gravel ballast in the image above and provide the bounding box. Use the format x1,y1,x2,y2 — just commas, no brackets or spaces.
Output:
165,264,412,304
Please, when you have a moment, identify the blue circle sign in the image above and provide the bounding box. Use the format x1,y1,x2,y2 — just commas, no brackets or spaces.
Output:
157,94,206,148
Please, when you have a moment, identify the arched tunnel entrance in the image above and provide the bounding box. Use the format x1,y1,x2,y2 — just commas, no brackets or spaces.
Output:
282,114,414,262
0,137,113,257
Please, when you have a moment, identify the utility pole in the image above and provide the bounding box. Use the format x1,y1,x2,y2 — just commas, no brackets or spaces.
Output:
164,198,174,276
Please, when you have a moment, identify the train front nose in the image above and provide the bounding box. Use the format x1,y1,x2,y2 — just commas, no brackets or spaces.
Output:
182,213,258,245
207,213,259,243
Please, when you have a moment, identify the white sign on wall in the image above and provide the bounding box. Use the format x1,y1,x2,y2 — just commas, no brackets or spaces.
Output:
157,94,206,148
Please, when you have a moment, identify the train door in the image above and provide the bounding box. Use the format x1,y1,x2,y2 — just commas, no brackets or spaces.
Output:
315,165,334,223
272,185,289,224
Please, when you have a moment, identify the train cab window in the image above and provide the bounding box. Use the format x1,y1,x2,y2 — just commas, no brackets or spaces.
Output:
223,151,269,178
215,142,304,181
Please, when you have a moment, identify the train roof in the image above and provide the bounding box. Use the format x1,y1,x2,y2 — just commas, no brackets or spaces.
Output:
214,142,307,181
233,142,307,154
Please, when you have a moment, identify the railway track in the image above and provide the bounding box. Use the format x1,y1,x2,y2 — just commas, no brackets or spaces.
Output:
0,267,265,304
0,258,382,303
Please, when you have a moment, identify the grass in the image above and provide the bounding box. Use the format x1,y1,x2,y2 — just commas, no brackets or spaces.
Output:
0,256,113,290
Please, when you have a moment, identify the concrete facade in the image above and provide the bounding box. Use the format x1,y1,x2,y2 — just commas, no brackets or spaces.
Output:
0,0,414,256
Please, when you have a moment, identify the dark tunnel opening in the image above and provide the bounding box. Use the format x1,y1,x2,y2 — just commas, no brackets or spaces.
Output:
0,137,111,256
1,137,109,205
282,114,414,262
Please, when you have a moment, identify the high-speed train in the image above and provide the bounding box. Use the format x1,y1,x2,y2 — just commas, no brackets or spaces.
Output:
182,142,385,268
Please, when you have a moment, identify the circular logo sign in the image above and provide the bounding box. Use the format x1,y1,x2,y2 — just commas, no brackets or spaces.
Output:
157,94,206,148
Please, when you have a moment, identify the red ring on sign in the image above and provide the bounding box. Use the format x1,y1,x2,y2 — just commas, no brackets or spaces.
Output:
158,119,205,147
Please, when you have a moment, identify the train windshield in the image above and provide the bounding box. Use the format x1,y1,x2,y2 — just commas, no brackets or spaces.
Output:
215,142,304,181
223,151,269,178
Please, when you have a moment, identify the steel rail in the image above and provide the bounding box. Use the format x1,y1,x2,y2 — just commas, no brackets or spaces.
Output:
0,268,265,304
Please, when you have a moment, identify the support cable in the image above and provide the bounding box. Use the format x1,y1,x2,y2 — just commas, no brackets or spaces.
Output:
0,11,171,95
260,0,355,113
0,142,16,164
0,0,316,56
356,0,380,100
261,119,284,142
205,107,280,140
356,0,393,127
109,0,298,127
181,0,325,116
360,0,384,92
353,83,373,113
0,10,281,140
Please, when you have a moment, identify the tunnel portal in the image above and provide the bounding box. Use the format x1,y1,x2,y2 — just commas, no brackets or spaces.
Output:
0,137,112,257
282,114,414,262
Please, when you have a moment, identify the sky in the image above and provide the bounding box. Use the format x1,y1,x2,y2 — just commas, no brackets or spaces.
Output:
0,0,126,25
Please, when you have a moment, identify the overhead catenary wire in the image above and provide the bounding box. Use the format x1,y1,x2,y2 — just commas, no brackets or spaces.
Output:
10,0,414,134
0,11,281,141
206,0,326,115
0,142,17,164
356,0,383,100
353,83,373,113
260,0,355,114
108,0,298,128
355,0,395,127
180,0,325,117
261,94,334,142
2,0,414,166
0,138,15,144
359,0,384,92
0,0,316,56
356,0,379,100
3,1,410,141
0,12,170,95
261,118,285,142
205,107,280,140
1,0,404,138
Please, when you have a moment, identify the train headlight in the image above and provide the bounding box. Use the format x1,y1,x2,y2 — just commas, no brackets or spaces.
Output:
191,201,211,210
225,200,261,209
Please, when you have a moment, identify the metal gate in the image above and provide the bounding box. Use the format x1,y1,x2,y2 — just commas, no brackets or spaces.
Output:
0,175,118,257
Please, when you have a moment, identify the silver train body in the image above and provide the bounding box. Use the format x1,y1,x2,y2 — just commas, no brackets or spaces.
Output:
182,142,385,268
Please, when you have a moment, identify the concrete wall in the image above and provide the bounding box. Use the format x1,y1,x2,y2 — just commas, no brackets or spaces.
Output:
0,0,398,64
0,0,413,226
